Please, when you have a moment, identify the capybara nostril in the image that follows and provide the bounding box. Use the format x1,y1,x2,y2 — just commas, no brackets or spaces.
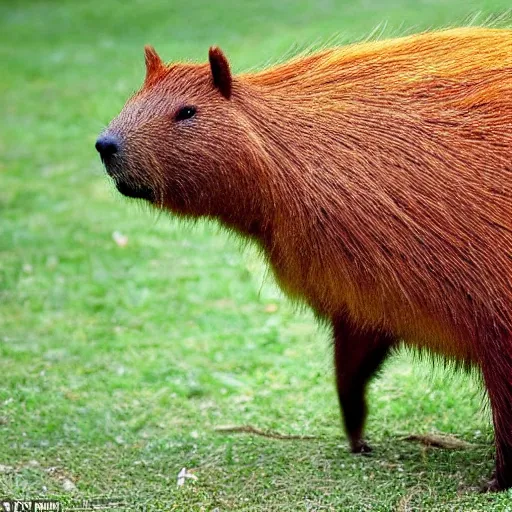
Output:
95,134,120,159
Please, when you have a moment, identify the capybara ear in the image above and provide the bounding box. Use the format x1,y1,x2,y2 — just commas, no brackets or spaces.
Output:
144,45,164,81
208,46,232,99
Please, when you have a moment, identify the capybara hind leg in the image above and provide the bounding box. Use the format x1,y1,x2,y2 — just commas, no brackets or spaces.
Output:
333,316,394,454
481,345,512,491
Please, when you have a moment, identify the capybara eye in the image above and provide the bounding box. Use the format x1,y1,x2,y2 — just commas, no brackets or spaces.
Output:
175,106,197,122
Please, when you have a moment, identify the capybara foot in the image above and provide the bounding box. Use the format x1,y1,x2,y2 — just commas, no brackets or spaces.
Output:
351,439,373,455
480,471,511,493
480,476,501,493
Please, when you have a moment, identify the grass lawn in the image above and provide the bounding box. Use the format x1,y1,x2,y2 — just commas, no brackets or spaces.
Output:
2,0,512,510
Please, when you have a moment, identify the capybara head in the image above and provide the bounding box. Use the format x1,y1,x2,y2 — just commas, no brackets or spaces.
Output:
96,46,264,218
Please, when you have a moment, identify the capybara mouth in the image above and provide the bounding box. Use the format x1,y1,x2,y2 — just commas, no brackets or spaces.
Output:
114,180,155,201
100,158,155,202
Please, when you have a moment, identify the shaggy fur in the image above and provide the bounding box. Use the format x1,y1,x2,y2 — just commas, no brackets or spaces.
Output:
98,27,512,490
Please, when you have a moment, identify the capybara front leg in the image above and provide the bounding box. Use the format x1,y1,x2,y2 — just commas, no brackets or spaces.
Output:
333,316,394,454
481,349,512,491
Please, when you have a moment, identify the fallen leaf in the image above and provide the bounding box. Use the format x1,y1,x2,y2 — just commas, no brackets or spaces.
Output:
177,467,198,487
112,231,128,247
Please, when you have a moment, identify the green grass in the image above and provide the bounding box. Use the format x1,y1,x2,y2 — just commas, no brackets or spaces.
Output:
2,0,512,510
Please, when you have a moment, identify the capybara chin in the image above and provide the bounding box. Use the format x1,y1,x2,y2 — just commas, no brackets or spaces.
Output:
96,27,512,491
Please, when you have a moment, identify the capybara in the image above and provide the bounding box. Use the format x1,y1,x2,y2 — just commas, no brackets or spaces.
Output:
96,27,512,490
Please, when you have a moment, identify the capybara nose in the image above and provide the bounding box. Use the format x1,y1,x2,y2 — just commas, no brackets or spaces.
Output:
95,134,120,159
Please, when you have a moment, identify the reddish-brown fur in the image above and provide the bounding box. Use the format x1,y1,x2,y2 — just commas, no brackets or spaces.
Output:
98,27,512,490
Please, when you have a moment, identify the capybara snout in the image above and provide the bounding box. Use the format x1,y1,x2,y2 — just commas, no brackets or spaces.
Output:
95,133,120,161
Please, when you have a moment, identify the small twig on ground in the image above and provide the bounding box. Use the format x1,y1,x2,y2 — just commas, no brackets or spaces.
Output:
401,433,474,449
214,424,317,440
